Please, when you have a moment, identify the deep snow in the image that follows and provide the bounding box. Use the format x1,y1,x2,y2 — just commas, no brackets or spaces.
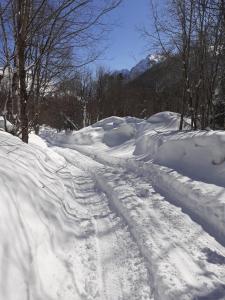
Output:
1,112,225,299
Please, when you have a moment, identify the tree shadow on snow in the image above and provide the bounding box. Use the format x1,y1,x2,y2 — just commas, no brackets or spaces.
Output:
202,247,225,265
196,284,225,300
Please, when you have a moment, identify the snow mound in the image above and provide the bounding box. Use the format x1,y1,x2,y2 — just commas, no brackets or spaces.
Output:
103,123,136,147
134,112,180,157
42,111,225,188
0,132,87,299
147,111,180,127
92,116,125,130
155,131,225,186
29,133,48,148
41,116,143,148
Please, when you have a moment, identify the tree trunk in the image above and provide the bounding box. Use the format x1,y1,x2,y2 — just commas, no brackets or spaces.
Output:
17,0,29,143
18,50,29,143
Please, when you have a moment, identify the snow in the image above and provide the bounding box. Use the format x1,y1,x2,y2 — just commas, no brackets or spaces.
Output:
154,131,225,186
0,116,14,132
2,111,225,299
115,53,165,81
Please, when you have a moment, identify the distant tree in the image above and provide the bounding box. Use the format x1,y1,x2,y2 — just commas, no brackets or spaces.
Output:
147,0,225,130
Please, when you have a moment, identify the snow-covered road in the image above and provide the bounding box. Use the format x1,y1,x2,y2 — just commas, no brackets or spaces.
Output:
58,157,152,300
52,145,225,300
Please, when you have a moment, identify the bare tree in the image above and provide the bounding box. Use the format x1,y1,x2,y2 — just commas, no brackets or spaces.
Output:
0,0,122,142
147,0,225,130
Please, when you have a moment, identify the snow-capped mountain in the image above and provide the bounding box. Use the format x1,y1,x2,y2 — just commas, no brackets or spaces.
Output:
129,54,163,80
114,54,164,81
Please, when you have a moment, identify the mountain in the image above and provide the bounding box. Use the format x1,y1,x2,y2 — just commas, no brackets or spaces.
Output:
113,69,130,79
114,54,164,81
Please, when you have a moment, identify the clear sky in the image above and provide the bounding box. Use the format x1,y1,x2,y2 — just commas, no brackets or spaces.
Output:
93,0,152,72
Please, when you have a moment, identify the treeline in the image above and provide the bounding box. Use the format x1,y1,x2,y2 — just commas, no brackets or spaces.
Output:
150,0,225,130
40,0,225,131
39,58,182,131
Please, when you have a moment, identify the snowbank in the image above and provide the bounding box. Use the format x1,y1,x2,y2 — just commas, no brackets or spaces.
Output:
126,159,225,246
42,111,225,188
154,131,225,186
0,131,91,300
41,116,143,149
0,116,13,132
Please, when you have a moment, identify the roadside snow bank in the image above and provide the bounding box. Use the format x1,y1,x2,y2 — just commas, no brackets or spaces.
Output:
126,159,225,246
147,111,180,129
41,110,225,247
41,116,143,149
42,112,225,188
0,132,91,300
103,123,136,147
135,128,225,187
154,131,225,186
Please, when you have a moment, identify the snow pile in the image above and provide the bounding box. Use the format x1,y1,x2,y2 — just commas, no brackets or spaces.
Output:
134,112,180,157
133,112,225,187
103,123,135,147
0,131,92,300
147,111,180,128
154,131,225,186
41,116,143,149
42,111,225,189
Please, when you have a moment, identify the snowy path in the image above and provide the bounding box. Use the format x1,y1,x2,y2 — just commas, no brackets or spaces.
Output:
57,153,152,300
53,146,225,300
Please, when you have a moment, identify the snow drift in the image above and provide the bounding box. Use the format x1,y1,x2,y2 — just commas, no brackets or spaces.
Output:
0,131,92,300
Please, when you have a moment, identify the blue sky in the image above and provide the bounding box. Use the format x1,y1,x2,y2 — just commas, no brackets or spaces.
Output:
94,0,152,71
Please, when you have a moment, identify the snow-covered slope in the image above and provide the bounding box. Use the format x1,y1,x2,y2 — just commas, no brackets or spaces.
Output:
114,53,164,80
129,54,162,80
2,112,225,299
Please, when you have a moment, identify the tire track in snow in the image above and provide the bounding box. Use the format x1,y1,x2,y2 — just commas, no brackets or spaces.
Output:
94,166,225,300
54,147,153,300
64,144,225,249
45,136,225,299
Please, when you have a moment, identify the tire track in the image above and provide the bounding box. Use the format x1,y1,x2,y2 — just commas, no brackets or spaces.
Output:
94,166,225,300
55,147,153,300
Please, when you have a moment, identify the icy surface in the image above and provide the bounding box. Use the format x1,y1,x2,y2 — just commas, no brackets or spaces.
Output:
2,111,225,299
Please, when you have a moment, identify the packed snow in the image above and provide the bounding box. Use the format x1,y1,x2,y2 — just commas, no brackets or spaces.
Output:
1,111,225,299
